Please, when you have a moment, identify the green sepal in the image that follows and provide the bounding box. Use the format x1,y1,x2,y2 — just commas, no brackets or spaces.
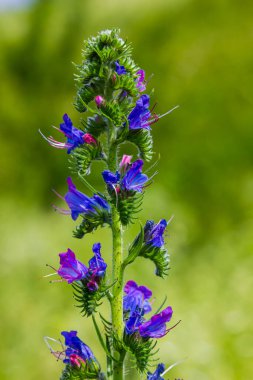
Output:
72,278,108,317
123,224,144,267
116,192,143,226
60,363,103,380
139,245,170,278
82,115,108,139
69,142,104,177
123,332,158,373
127,129,153,162
73,202,111,239
127,229,170,277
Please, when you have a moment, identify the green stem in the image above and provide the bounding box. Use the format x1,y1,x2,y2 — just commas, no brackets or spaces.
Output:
108,145,125,380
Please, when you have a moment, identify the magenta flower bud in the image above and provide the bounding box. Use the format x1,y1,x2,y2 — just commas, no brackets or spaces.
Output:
120,155,132,171
95,95,105,108
83,133,97,145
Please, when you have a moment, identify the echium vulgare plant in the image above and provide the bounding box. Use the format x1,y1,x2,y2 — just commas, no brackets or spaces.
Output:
42,29,181,380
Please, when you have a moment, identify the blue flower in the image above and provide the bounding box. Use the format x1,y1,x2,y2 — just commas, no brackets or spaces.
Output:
64,177,110,221
139,306,173,338
57,249,88,284
128,95,151,130
125,307,144,335
123,280,152,315
121,159,148,192
115,60,127,75
56,243,107,292
147,363,165,380
102,158,148,193
88,243,107,278
61,330,96,366
144,219,168,248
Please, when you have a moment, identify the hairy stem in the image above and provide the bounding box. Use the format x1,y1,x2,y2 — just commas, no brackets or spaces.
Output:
108,145,125,380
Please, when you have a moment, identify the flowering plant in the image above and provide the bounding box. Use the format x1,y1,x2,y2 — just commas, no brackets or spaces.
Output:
43,29,180,380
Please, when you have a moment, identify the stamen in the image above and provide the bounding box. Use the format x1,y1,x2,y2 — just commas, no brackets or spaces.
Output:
166,319,181,334
46,263,58,271
161,357,187,377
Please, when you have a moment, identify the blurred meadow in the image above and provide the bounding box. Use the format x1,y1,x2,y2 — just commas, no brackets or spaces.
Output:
1,0,253,379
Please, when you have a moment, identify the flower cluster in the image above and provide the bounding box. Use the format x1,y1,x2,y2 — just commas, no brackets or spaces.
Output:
56,177,110,222
103,155,148,194
43,29,181,380
40,113,97,153
57,243,107,291
123,280,174,339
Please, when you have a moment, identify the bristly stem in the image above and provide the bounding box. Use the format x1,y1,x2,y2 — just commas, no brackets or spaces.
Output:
108,143,125,380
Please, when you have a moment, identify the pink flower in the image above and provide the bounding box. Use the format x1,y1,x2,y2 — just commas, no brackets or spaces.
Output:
95,95,105,108
83,133,97,144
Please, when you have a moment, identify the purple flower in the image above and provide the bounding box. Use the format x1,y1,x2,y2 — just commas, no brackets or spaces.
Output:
95,95,105,108
57,243,106,291
40,114,92,154
136,69,146,92
102,158,148,193
115,60,127,75
147,363,165,380
123,280,152,315
57,249,88,284
61,330,96,366
121,159,148,192
139,306,173,338
144,219,168,248
128,95,151,130
125,307,144,335
63,177,110,221
88,243,107,276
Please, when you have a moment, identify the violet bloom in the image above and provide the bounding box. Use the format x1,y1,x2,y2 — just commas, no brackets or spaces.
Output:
121,159,148,192
115,60,127,75
123,280,152,315
136,69,146,92
139,306,173,338
102,159,148,193
125,307,144,335
128,94,151,130
147,363,165,380
61,330,96,366
88,243,107,276
63,177,110,221
95,95,105,108
40,114,95,154
57,249,88,284
144,219,168,248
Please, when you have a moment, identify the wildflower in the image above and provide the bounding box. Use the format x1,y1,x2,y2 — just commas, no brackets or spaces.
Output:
128,95,178,130
102,158,148,193
121,159,148,192
128,94,151,130
119,154,132,173
62,177,110,221
56,243,107,291
123,280,152,315
115,60,127,75
147,363,165,380
125,307,144,335
136,69,146,92
57,249,88,284
95,95,105,108
61,330,96,366
144,219,168,248
139,306,173,338
40,114,96,154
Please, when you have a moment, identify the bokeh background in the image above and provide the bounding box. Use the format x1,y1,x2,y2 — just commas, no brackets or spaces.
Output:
1,0,253,379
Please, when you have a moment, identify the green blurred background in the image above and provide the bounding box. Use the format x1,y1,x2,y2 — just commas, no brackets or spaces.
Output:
1,0,253,379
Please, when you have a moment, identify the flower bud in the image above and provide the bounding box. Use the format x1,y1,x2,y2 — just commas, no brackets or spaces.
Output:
95,95,105,108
